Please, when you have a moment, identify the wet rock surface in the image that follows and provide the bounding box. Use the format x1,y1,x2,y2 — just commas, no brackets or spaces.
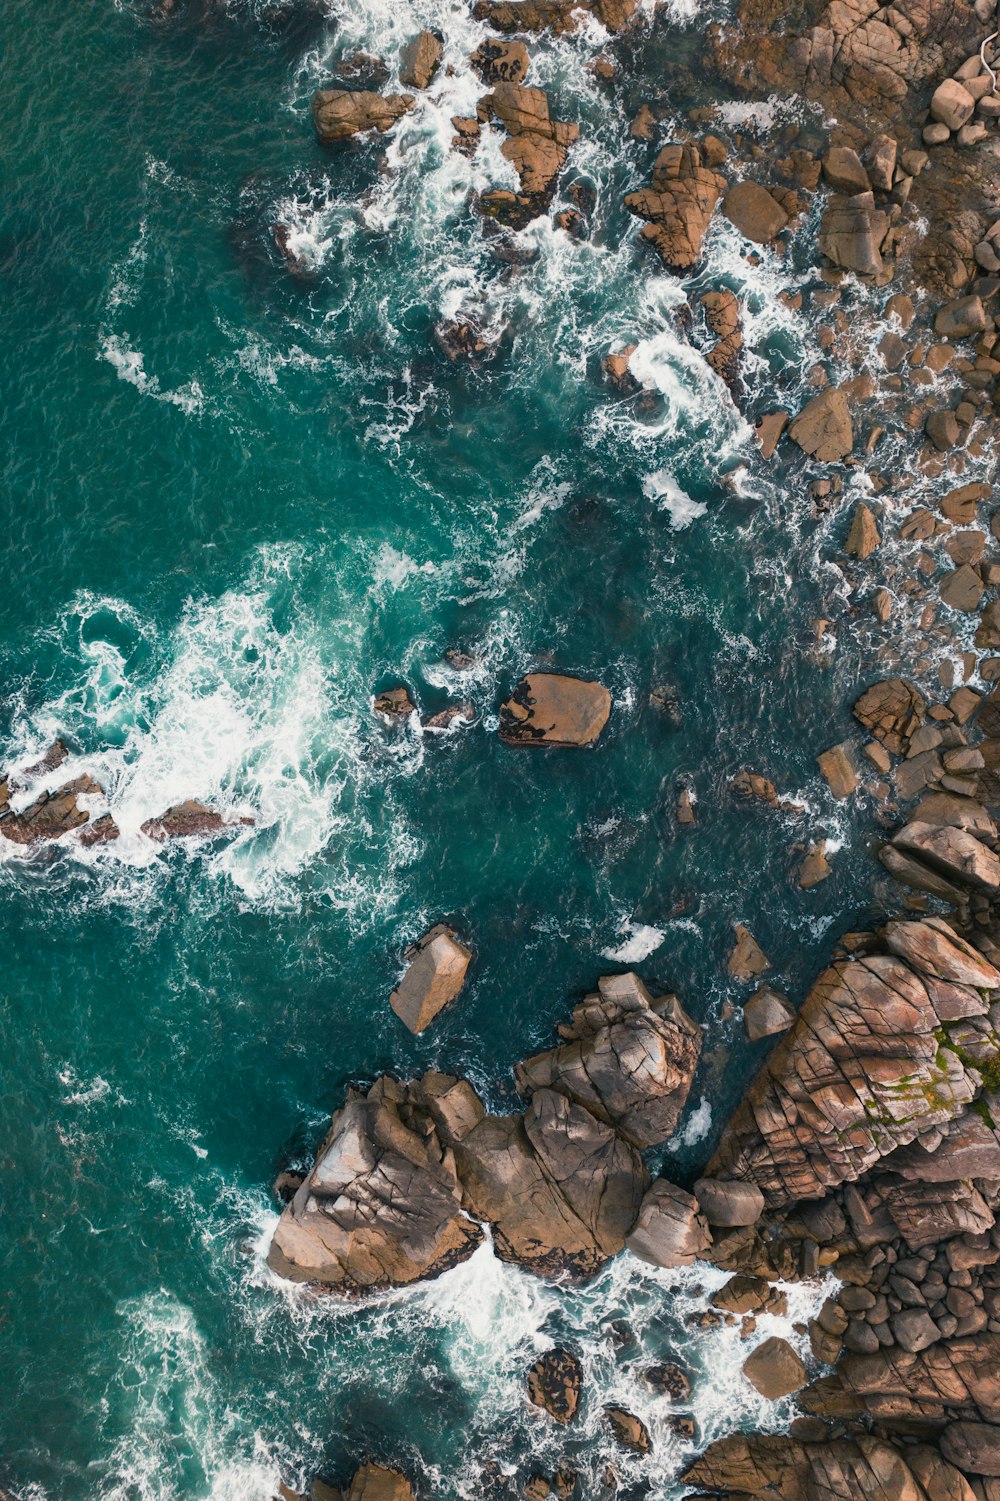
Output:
499,673,611,747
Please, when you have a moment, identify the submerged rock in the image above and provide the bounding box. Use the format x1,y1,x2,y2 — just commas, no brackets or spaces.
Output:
141,800,252,841
515,972,702,1148
389,924,472,1034
499,673,611,747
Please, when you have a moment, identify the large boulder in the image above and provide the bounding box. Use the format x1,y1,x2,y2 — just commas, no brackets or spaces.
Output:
693,1176,765,1227
266,1074,483,1290
141,800,253,841
722,180,789,242
706,921,992,1207
940,1422,1000,1476
389,924,472,1034
682,1435,976,1501
499,673,611,747
819,192,890,277
471,39,530,84
346,1468,415,1501
526,1347,582,1423
626,1180,711,1267
788,388,854,461
742,1336,806,1399
312,89,415,143
625,143,727,272
479,84,579,222
399,31,442,90
514,972,701,1148
456,1087,648,1277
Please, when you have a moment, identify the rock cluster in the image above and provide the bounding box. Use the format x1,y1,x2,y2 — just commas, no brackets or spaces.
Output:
624,142,727,273
477,84,579,228
269,972,702,1289
311,90,415,144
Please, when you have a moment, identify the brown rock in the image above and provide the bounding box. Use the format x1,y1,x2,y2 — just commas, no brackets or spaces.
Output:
935,296,989,340
941,481,990,523
844,502,880,559
742,1337,806,1399
818,192,889,277
346,1468,415,1501
604,1407,651,1455
140,800,251,842
798,840,831,888
941,563,985,612
693,1176,765,1227
789,388,853,461
390,924,472,1034
930,79,976,130
374,686,416,718
625,143,727,272
755,411,788,459
0,773,104,846
399,31,442,90
626,1179,711,1267
312,90,415,143
728,924,770,980
515,972,702,1149
822,147,870,194
527,1347,582,1424
817,742,859,799
940,1422,1000,1476
471,39,530,84
499,673,611,747
722,180,789,243
643,1362,691,1401
853,679,925,754
743,986,795,1041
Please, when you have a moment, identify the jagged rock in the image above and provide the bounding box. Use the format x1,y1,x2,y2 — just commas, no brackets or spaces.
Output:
818,742,859,800
823,146,870,194
374,686,416,718
881,1109,1000,1179
399,31,442,90
266,1074,484,1290
480,84,579,219
312,89,415,143
802,1331,1000,1426
693,1176,765,1227
526,1348,582,1424
0,773,103,845
625,143,727,272
798,841,831,889
141,800,252,842
844,502,880,559
940,1421,1000,1476
789,388,853,461
473,0,640,33
514,972,701,1148
742,1336,806,1399
707,921,991,1207
755,411,788,458
743,986,795,1041
890,819,1000,893
728,924,770,980
499,673,611,747
79,813,120,847
681,1434,976,1501
434,318,499,363
722,180,789,242
701,289,743,384
423,702,474,730
389,924,472,1034
471,39,530,84
883,915,1000,989
626,1180,711,1267
731,770,780,805
456,1087,648,1277
819,192,890,277
604,1407,651,1454
853,678,925,754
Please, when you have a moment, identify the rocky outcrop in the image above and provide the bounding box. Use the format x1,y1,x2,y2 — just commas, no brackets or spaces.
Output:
526,1348,582,1423
706,918,997,1208
141,800,253,841
0,772,103,845
478,84,579,227
682,1434,977,1500
312,89,415,143
472,0,640,33
818,192,891,278
514,972,701,1148
499,673,611,747
399,31,441,91
389,924,472,1034
471,39,530,85
701,289,742,386
721,180,789,243
456,1087,648,1277
853,678,926,754
625,143,727,273
880,794,1000,911
267,1074,484,1290
626,1180,711,1267
788,388,854,461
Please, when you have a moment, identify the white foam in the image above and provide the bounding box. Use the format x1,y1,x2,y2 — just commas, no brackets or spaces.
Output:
100,333,205,416
602,921,666,963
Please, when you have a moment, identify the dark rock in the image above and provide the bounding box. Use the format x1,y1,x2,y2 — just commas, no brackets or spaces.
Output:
526,1348,582,1424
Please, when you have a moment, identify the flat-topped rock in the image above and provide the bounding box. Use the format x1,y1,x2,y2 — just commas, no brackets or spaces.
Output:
743,1337,806,1399
499,673,611,747
788,388,853,461
390,924,472,1034
399,31,442,90
515,972,701,1148
626,1179,711,1267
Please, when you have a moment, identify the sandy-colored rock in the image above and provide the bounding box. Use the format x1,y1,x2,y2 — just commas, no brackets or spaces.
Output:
743,1337,806,1399
312,90,415,143
722,180,789,242
625,143,727,272
515,972,701,1149
527,1348,582,1424
743,986,795,1040
390,924,472,1034
604,1407,651,1454
940,1422,1000,1476
818,742,858,799
693,1176,765,1227
930,79,976,131
728,924,770,980
471,39,530,84
823,146,870,194
789,388,853,461
819,192,889,276
755,411,788,459
626,1179,710,1267
346,1467,415,1501
844,502,880,559
499,673,611,747
853,679,925,754
400,31,442,90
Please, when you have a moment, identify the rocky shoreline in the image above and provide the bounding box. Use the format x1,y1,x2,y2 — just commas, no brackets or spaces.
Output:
260,0,1000,1494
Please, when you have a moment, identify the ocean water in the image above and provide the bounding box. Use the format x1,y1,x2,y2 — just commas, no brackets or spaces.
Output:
0,1,947,1496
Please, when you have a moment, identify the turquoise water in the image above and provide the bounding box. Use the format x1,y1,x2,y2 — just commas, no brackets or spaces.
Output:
1,2,901,1496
